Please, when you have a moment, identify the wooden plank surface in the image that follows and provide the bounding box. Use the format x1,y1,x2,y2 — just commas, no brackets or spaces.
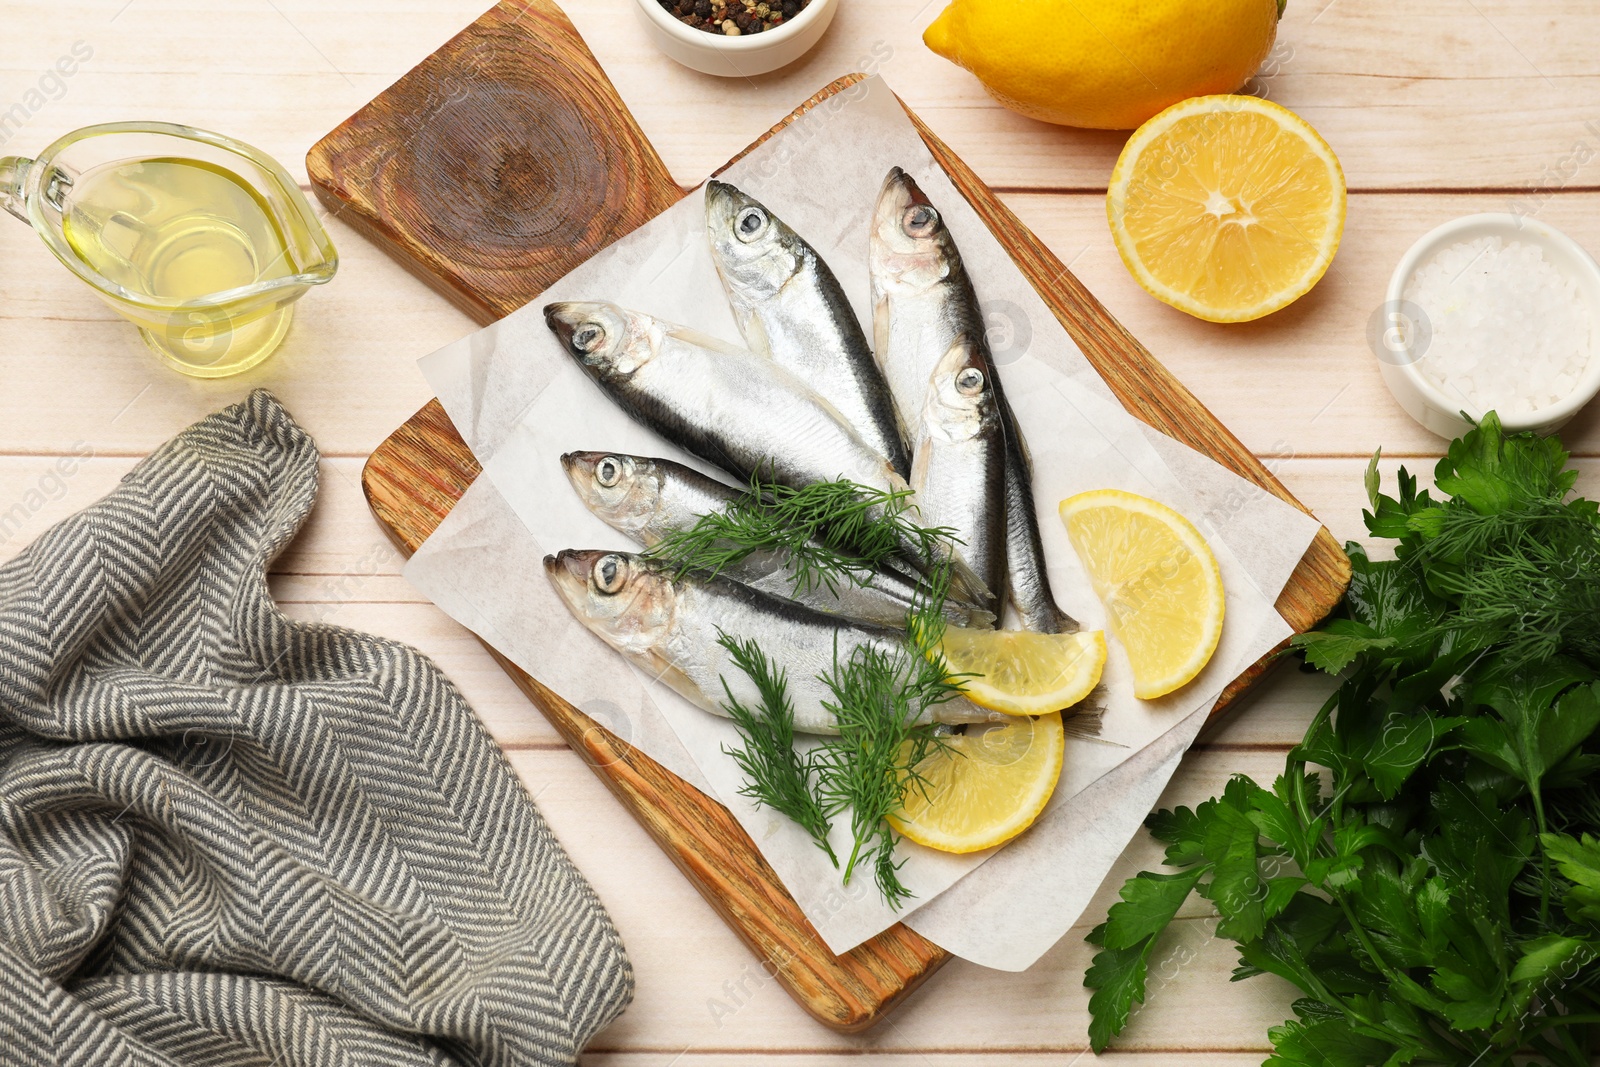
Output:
4,0,1600,1062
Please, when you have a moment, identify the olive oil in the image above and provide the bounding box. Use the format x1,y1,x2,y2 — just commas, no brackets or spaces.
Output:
1,121,336,378
64,157,293,299
62,157,297,373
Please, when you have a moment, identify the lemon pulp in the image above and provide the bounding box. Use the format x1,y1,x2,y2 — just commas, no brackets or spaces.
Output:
888,712,1064,853
937,627,1105,716
1106,96,1346,322
1058,490,1225,699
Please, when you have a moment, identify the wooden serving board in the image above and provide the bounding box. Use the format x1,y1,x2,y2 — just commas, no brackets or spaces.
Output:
309,0,1350,1034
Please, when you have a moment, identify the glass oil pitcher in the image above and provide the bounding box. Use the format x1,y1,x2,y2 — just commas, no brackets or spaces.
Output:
0,121,336,378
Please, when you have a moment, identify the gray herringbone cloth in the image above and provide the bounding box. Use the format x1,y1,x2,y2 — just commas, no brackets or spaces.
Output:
0,391,632,1066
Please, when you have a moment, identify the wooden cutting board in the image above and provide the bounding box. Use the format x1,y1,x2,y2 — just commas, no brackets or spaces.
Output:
308,0,1350,1034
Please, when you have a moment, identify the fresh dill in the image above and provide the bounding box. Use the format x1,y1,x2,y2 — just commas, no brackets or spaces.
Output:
814,580,965,906
682,475,970,907
646,472,956,596
716,631,837,866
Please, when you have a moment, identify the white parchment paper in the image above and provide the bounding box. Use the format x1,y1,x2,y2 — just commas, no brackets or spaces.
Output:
405,76,1323,963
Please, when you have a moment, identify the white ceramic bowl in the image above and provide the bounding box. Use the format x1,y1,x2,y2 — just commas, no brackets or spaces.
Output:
1378,213,1600,438
633,0,839,77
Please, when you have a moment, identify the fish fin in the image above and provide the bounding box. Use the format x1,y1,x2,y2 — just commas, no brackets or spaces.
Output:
944,552,996,615
908,436,930,496
738,313,775,361
952,604,997,629
1062,702,1109,741
872,294,892,372
666,324,752,358
1005,581,1080,635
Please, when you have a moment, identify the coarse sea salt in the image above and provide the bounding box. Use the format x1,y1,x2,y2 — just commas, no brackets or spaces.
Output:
1403,236,1592,416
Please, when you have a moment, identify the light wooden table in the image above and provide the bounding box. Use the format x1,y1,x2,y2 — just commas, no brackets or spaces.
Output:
3,1,1596,1063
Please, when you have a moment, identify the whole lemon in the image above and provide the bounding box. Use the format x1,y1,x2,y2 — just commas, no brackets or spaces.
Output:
923,0,1281,130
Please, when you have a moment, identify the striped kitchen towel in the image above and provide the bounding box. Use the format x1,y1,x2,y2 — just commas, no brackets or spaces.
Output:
0,391,632,1066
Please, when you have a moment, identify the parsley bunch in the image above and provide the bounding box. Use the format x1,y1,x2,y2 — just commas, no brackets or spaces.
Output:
1086,413,1600,1065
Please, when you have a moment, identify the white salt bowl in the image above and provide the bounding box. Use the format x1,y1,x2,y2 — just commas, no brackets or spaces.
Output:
632,0,839,77
1378,213,1600,438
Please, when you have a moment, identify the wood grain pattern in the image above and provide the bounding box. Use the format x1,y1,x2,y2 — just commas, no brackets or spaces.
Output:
328,2,1346,1034
306,0,680,323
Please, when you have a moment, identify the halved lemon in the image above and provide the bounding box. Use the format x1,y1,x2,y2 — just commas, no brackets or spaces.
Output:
1106,95,1346,323
1058,490,1224,700
888,712,1064,853
936,627,1106,716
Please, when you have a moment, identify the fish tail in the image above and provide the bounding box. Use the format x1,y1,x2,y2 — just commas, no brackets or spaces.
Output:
944,552,997,618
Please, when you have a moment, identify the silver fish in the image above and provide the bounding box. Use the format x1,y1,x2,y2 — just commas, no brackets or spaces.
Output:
705,180,911,477
544,300,948,584
870,168,1077,633
545,548,1000,735
909,336,1007,620
561,450,993,629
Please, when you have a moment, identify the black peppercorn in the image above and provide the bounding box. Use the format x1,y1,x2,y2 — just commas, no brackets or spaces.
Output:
658,0,806,34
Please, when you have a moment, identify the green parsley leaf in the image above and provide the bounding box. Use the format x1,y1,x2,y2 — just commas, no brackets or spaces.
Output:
1084,933,1150,1053
1292,620,1396,674
1543,832,1600,927
1432,411,1576,516
1510,934,1593,984
1264,1016,1400,1067
1084,868,1205,1051
1098,868,1206,951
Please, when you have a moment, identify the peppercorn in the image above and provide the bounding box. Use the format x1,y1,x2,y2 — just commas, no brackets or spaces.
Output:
658,0,806,34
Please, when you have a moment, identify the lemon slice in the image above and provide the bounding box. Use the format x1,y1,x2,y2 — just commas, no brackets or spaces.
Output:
888,713,1064,853
1106,95,1346,323
936,627,1106,716
1058,490,1224,699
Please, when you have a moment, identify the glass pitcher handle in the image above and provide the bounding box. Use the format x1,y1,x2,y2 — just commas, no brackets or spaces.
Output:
0,156,33,224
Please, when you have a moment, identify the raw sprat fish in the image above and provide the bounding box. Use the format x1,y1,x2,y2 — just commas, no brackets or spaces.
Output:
539,171,1114,880
908,336,1007,619
870,167,1077,634
704,180,910,477
560,450,993,629
545,548,1001,735
544,300,979,594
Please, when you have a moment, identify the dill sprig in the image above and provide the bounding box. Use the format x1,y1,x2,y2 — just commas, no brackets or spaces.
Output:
672,469,970,907
646,472,955,596
814,564,968,907
716,631,837,866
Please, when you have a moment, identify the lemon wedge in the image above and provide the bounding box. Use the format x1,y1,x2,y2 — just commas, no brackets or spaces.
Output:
888,712,1064,853
936,627,1105,716
1106,95,1346,322
1058,490,1224,700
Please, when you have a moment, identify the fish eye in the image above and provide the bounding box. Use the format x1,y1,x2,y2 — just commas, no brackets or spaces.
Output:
596,456,624,488
955,366,986,396
594,553,629,595
735,206,768,242
903,204,938,237
573,322,605,354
